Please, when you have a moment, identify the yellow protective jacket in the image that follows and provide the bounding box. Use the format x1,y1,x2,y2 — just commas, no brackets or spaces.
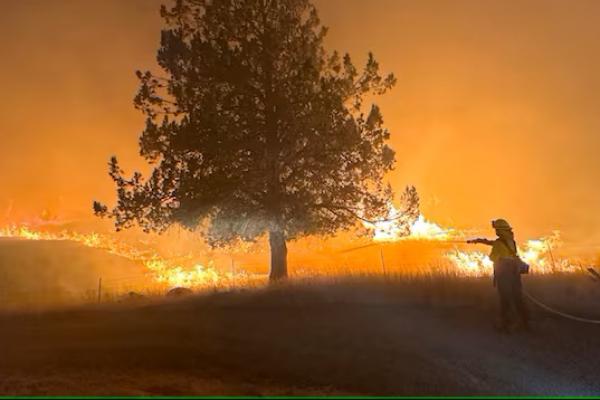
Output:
489,238,517,264
490,235,518,287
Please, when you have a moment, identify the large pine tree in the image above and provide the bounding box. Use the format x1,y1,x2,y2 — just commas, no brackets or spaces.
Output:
95,0,417,280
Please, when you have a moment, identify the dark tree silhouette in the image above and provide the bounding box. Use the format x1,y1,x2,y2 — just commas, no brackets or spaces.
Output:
94,0,418,280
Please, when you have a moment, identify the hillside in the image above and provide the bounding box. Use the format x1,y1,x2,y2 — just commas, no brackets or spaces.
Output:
0,238,148,309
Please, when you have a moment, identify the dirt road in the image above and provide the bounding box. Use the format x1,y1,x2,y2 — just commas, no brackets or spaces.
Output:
0,281,599,395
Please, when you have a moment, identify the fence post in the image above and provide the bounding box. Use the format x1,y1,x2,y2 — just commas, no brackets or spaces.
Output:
380,248,386,276
97,277,102,304
548,247,557,273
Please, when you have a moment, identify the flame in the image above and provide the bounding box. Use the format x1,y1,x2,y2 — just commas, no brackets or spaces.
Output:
364,204,456,242
445,231,573,276
145,259,220,288
408,214,455,241
365,203,574,276
445,250,494,276
0,224,225,289
0,208,578,295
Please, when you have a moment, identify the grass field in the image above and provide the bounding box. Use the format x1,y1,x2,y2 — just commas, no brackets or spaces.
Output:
1,273,600,396
0,238,151,309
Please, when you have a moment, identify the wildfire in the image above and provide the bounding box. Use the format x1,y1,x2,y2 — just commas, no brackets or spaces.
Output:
144,259,220,288
408,215,456,241
445,250,493,276
0,224,224,289
0,210,577,293
444,232,571,276
366,204,457,242
363,204,573,276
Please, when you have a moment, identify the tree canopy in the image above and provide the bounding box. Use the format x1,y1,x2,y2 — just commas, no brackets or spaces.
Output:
94,0,418,279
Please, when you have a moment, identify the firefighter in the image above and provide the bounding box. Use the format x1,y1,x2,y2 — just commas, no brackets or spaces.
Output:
467,219,530,332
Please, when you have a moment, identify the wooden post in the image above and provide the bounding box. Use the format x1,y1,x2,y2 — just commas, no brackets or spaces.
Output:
380,248,386,276
548,247,557,273
97,277,102,304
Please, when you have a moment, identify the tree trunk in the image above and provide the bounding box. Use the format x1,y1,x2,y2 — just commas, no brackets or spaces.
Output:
268,230,288,281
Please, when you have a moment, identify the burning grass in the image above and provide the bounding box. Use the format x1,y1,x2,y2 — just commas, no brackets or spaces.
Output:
0,208,593,312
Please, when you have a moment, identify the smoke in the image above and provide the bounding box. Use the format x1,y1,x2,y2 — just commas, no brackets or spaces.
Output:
1,0,600,248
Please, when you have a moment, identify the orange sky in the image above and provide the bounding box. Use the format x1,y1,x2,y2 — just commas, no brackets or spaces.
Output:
2,0,600,245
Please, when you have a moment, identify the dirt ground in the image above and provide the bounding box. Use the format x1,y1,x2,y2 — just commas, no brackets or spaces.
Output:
0,278,599,396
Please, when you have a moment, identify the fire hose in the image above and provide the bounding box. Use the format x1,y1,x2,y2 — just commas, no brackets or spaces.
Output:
523,290,600,325
339,242,600,324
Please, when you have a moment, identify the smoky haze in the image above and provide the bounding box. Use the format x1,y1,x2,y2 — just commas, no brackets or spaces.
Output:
1,0,600,245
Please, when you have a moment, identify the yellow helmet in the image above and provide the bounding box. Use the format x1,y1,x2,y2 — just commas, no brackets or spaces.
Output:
492,219,512,231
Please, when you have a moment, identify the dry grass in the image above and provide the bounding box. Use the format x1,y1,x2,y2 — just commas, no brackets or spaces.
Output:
1,272,600,395
2,237,600,395
279,271,600,317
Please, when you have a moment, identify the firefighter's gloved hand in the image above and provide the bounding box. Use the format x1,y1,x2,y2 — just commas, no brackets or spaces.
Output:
468,238,490,245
